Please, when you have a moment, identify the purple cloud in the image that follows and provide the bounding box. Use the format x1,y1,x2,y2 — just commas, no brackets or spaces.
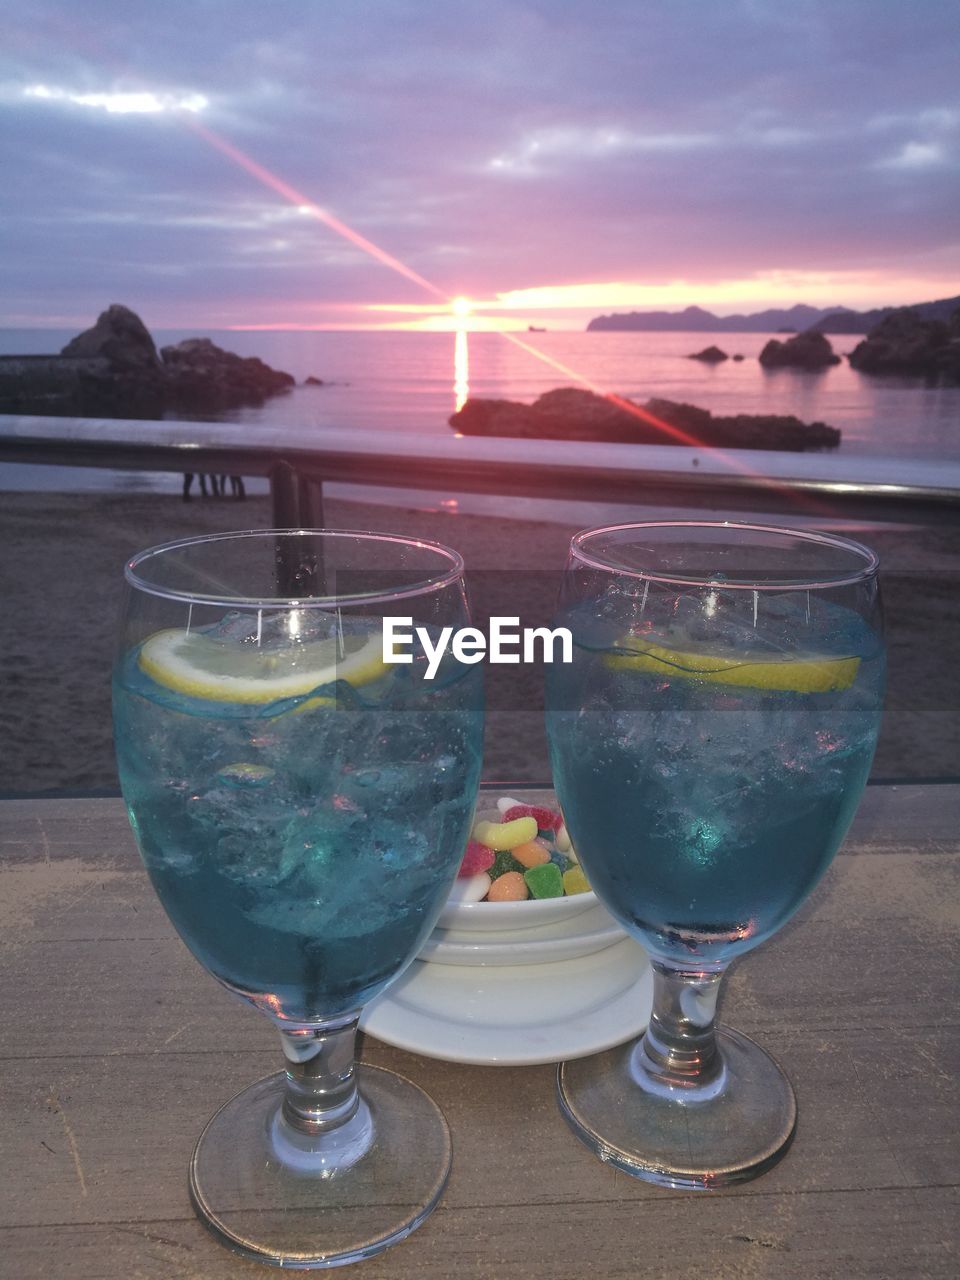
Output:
1,0,958,325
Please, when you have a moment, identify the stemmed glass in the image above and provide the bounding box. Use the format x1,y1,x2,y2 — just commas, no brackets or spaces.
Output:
545,521,884,1188
113,530,483,1266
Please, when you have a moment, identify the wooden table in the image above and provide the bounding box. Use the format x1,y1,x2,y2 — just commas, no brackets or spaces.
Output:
1,786,957,1278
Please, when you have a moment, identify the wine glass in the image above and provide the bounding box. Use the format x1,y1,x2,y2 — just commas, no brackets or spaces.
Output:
545,521,883,1188
113,529,483,1266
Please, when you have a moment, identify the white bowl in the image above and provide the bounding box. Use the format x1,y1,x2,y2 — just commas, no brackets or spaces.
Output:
436,889,598,933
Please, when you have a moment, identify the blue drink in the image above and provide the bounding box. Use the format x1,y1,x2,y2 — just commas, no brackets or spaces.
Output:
114,529,484,1266
114,613,483,1022
548,521,884,1191
547,594,884,968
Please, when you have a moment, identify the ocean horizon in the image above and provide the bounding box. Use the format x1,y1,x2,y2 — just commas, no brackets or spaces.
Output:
2,326,959,502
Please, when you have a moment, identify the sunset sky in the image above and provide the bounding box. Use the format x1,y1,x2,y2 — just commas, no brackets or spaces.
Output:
2,1,959,331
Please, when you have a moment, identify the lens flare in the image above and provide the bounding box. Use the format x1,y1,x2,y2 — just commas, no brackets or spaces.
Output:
183,117,445,299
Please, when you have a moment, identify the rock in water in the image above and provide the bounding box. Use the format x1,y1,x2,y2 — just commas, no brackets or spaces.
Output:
61,304,161,371
449,388,840,451
847,306,960,380
688,345,729,362
0,305,295,418
759,330,841,369
160,338,295,410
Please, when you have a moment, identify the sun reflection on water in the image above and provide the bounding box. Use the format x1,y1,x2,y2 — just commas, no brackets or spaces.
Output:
454,327,469,413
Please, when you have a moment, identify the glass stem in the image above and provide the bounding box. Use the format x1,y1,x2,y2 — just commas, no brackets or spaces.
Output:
279,1016,361,1135
633,962,727,1097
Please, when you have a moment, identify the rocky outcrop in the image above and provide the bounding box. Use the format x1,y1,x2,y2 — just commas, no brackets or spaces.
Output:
449,387,840,451
847,306,960,380
61,303,162,371
160,337,294,411
688,345,728,362
0,305,295,417
759,330,841,369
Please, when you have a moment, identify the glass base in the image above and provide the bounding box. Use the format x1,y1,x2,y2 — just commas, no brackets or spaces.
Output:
557,1025,796,1189
189,1064,451,1268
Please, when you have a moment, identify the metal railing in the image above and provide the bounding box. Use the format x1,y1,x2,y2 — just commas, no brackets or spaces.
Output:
2,413,960,526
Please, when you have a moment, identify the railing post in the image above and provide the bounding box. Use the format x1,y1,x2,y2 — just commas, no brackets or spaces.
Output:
271,461,325,529
298,472,325,529
271,461,299,528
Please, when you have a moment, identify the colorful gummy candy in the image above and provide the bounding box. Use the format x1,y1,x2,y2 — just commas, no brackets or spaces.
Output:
500,803,563,832
447,872,492,903
456,797,588,902
524,862,563,899
511,840,551,869
562,866,590,896
458,839,496,877
487,870,527,902
474,815,538,849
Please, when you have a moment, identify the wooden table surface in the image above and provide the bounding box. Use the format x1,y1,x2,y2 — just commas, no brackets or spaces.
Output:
1,786,957,1279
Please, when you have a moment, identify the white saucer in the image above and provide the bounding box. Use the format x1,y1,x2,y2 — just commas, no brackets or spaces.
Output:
419,902,627,966
360,937,652,1065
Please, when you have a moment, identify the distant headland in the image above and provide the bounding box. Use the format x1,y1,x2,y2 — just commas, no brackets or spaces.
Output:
586,295,960,334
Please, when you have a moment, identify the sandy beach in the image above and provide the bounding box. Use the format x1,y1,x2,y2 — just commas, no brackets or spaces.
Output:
1,490,958,794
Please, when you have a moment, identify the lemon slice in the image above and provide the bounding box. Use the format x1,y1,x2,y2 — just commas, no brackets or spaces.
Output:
605,636,859,692
138,627,387,704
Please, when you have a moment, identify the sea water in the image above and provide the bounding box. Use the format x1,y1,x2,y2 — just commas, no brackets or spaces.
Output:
546,593,883,968
113,614,483,1022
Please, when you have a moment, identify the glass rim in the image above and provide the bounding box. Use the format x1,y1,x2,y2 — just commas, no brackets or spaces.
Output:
568,520,880,591
124,528,466,608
